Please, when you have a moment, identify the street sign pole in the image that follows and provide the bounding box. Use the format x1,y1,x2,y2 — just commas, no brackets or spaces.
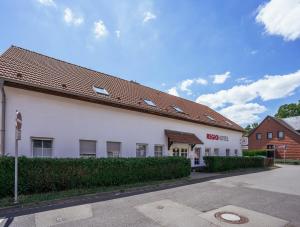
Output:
14,134,18,203
14,110,22,204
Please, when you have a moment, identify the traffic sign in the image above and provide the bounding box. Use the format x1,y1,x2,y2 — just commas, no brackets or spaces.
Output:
16,111,22,130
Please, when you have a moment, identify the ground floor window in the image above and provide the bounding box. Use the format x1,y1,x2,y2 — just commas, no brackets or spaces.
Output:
32,138,53,158
234,149,238,156
107,142,121,158
173,148,180,156
136,144,147,157
180,148,188,158
154,145,163,157
226,148,230,156
194,147,201,165
79,140,96,157
205,148,211,156
214,148,219,156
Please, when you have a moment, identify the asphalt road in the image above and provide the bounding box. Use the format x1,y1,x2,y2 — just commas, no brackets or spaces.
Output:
1,165,300,227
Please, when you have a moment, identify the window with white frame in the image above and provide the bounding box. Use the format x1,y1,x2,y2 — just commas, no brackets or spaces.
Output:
214,148,219,156
154,145,163,157
205,148,211,156
226,148,230,156
107,142,121,158
173,147,180,156
93,86,109,96
136,144,147,157
144,99,156,107
80,140,96,157
256,133,262,140
234,149,238,156
194,147,201,165
180,148,188,158
32,138,53,158
277,131,284,139
267,132,273,139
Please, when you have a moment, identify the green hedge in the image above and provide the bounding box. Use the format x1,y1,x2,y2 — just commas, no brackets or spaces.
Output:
275,159,300,165
203,156,269,172
0,156,190,198
243,149,267,157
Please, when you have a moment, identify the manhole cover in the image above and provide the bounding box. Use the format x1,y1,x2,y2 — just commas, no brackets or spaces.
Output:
215,211,249,224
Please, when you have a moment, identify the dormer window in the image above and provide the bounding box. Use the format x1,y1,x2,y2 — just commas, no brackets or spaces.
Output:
173,106,183,113
93,86,109,96
144,99,156,107
206,115,215,121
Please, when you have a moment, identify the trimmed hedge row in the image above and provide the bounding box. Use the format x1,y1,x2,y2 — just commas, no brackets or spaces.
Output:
203,156,271,172
0,156,190,198
243,149,267,157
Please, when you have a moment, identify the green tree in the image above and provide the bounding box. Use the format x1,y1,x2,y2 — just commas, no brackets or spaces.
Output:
244,122,259,136
275,101,300,118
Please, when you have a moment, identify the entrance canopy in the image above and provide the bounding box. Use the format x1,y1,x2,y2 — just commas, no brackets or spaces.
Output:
165,129,203,150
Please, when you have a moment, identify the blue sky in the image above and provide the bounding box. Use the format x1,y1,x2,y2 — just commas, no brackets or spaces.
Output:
0,0,300,126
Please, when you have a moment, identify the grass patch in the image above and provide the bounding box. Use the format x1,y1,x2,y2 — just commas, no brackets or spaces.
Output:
0,177,188,209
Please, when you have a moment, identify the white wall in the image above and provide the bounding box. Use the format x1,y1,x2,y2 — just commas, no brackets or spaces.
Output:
3,87,242,166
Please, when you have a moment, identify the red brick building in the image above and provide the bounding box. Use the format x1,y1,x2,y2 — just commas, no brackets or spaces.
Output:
248,116,300,159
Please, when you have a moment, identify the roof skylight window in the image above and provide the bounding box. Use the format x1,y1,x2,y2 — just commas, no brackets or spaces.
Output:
206,115,215,121
144,99,156,107
225,120,233,125
93,86,109,96
173,106,183,113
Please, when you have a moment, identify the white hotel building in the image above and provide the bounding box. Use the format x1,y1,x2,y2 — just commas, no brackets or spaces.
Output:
0,46,243,167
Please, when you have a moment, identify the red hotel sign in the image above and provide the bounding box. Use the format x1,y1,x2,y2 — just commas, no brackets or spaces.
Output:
207,133,229,141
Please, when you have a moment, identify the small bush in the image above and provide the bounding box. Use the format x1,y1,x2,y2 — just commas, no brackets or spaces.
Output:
0,156,190,198
203,156,270,172
243,149,267,157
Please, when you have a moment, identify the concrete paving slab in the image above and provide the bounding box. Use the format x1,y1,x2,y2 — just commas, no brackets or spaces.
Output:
35,204,92,227
136,199,218,227
210,165,300,196
199,205,289,227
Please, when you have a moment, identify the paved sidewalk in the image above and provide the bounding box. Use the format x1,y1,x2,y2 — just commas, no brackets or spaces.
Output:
0,169,266,218
1,166,299,226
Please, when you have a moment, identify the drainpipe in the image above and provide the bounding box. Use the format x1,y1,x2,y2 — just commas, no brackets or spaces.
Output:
0,79,6,156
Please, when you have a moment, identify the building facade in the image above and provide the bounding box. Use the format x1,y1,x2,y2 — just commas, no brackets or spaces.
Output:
248,116,300,160
0,46,244,167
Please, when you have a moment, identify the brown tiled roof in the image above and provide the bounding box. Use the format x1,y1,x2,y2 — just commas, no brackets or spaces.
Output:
0,45,243,132
165,130,203,144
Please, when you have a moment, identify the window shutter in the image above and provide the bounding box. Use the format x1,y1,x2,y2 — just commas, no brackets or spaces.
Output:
80,140,96,155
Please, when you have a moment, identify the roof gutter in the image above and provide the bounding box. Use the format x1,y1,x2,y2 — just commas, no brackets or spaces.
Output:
0,79,6,156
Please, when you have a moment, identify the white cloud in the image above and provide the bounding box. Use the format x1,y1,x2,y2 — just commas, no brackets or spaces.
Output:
212,71,231,84
196,70,300,109
195,78,208,85
143,11,157,23
220,103,267,125
167,87,179,97
94,20,108,38
115,30,121,38
64,8,83,26
177,77,207,95
236,77,253,84
256,0,300,41
37,0,56,7
179,79,194,95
